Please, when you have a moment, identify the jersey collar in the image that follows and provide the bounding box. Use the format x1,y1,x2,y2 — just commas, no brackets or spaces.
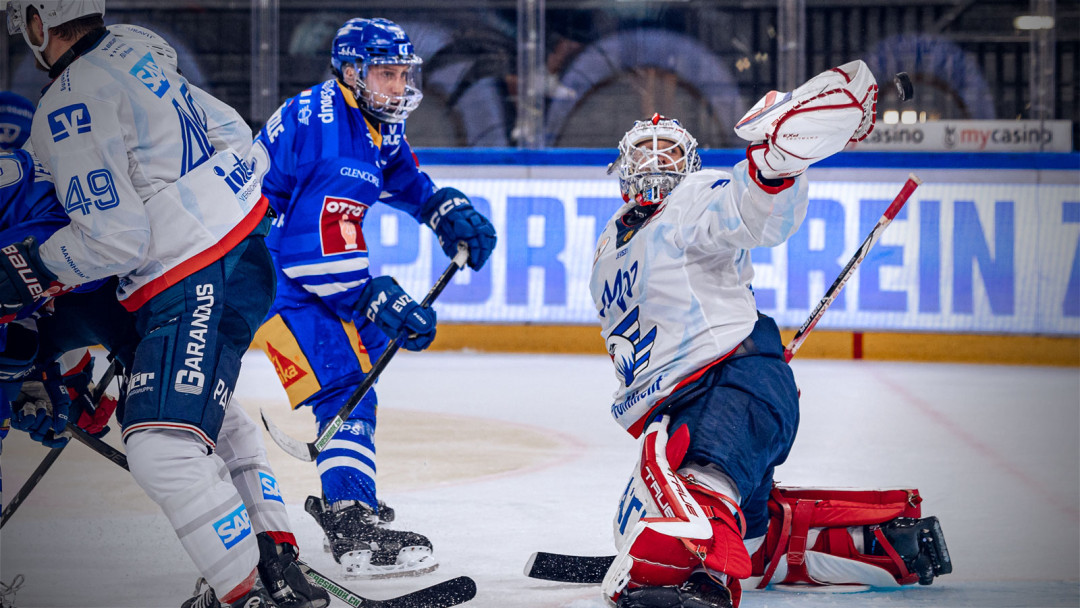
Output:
336,80,385,148
47,26,108,80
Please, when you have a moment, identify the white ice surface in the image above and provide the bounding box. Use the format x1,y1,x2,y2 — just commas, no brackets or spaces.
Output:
1,351,1077,608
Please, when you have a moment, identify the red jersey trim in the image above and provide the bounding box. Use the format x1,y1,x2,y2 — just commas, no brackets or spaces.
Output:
120,196,269,312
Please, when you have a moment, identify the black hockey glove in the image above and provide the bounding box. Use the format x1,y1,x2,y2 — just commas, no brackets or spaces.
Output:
0,237,58,321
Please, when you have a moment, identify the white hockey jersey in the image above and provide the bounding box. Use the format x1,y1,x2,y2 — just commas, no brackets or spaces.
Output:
30,30,266,311
589,163,809,437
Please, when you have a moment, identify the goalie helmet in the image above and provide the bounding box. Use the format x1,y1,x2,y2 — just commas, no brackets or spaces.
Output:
6,0,105,68
611,114,701,204
331,17,423,123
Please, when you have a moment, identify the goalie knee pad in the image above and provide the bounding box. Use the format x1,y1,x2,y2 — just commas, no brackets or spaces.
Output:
750,487,952,589
604,418,751,605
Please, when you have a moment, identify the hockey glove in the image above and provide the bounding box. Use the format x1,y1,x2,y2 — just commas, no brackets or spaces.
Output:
11,363,71,448
355,276,437,351
62,355,118,439
734,60,878,181
0,237,59,322
421,188,496,271
0,321,39,382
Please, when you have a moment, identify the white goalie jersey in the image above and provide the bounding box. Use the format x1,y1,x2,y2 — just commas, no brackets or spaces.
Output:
29,30,266,311
589,163,809,437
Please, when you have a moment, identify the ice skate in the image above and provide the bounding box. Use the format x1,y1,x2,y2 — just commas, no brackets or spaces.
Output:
617,572,734,608
305,495,438,579
866,516,952,585
180,577,275,608
308,495,394,553
256,532,330,608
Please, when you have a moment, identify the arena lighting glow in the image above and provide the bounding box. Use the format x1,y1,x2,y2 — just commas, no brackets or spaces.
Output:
883,110,900,124
901,110,918,124
1014,15,1055,30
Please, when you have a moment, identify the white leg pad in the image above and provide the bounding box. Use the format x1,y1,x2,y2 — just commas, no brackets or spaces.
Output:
215,403,291,535
127,428,258,596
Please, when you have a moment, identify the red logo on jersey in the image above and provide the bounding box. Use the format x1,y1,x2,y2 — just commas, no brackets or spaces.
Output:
320,196,369,255
266,342,307,389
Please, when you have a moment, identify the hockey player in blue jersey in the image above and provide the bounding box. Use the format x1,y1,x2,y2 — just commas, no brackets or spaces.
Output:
2,5,328,607
0,92,35,151
591,62,949,608
253,17,495,579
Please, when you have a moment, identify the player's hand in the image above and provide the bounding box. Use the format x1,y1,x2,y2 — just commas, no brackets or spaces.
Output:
356,276,437,351
63,356,118,439
421,188,496,271
0,237,58,319
11,363,71,448
734,60,877,180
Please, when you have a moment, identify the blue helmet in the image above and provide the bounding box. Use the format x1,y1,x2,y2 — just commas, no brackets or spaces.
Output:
0,91,34,150
331,18,423,123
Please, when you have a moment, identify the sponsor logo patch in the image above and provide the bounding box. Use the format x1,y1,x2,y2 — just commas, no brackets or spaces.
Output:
129,52,171,97
265,342,308,389
319,196,368,255
213,503,252,549
259,472,284,503
47,104,91,142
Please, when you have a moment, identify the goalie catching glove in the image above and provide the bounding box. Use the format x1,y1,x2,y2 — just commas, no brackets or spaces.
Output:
734,59,878,181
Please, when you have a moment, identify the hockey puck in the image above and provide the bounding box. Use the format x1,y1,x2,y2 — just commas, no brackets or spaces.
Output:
894,72,914,102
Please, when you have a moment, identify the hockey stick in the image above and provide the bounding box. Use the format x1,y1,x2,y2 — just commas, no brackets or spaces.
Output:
61,428,478,607
298,560,476,608
524,175,923,584
261,242,470,462
0,357,121,528
784,173,922,361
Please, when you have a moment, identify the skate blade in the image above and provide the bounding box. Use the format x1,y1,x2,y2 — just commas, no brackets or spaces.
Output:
773,583,871,594
340,547,439,580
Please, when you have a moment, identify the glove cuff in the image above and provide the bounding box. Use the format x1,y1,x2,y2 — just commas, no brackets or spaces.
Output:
746,144,799,193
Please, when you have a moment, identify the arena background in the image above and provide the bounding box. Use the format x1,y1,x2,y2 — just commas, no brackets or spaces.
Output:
4,0,1077,365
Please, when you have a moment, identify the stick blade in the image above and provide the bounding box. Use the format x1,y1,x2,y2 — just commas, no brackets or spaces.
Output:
260,408,316,462
380,576,477,608
524,551,613,584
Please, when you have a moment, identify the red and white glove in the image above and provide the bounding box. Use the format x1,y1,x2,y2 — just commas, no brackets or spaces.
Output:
602,417,751,605
735,60,878,180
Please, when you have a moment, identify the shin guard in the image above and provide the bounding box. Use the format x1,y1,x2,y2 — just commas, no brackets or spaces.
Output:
751,486,951,589
604,418,749,605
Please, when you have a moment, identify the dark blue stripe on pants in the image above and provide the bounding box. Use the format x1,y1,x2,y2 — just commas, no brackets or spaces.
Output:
664,314,800,539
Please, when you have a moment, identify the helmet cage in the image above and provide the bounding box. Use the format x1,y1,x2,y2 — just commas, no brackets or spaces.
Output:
614,115,700,204
353,56,423,123
331,18,424,123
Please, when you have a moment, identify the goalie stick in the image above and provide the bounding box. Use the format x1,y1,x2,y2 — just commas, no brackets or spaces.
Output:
1,357,121,528
524,174,923,585
261,242,470,462
784,173,921,361
64,423,479,607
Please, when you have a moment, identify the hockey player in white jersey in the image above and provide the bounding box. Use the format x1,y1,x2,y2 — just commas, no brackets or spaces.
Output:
1,5,328,607
591,61,949,608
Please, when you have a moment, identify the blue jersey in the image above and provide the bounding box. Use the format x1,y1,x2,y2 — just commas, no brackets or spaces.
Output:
253,79,438,321
0,149,68,246
0,148,67,437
